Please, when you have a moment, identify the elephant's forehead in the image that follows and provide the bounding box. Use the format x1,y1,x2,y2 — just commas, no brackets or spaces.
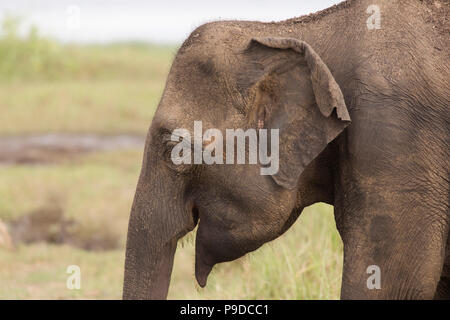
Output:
154,73,241,130
153,101,238,134
152,22,255,130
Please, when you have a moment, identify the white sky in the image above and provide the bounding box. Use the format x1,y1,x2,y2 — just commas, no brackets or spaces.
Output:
0,0,343,44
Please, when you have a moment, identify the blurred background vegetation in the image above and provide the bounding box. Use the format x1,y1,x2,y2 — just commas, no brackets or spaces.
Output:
0,15,343,299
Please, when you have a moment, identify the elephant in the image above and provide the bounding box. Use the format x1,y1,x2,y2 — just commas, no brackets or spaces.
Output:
123,0,449,299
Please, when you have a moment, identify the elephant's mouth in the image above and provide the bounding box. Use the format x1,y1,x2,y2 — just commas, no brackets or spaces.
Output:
195,244,214,287
194,218,215,287
191,207,213,287
194,215,260,288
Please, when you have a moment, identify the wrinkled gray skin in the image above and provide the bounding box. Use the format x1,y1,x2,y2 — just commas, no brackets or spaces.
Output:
123,0,449,299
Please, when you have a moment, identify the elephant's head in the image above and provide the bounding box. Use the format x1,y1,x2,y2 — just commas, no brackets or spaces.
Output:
123,23,350,299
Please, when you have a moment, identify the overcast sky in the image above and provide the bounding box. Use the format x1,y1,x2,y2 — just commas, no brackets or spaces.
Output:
0,0,343,44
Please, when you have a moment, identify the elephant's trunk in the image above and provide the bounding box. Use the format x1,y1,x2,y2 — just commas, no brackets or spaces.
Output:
123,218,177,299
123,138,195,299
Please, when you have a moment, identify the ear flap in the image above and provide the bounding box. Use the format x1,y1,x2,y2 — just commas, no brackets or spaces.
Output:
243,37,351,189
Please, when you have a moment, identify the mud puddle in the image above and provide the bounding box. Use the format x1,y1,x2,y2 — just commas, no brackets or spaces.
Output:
1,204,120,251
0,133,145,164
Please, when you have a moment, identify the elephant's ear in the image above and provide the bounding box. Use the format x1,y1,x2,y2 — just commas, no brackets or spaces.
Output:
241,37,351,189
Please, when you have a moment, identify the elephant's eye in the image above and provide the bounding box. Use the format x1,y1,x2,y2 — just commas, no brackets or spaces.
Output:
162,136,178,158
160,129,194,173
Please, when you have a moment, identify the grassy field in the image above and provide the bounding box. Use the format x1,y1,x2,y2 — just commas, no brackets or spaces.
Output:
0,80,164,135
0,18,343,299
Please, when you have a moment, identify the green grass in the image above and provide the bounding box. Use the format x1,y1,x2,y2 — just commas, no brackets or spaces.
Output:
0,18,343,299
0,16,174,135
0,201,342,299
0,244,124,299
170,203,342,300
0,16,175,82
0,80,164,135
0,150,142,245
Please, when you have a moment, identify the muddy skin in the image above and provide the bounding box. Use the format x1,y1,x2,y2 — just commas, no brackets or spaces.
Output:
123,0,449,300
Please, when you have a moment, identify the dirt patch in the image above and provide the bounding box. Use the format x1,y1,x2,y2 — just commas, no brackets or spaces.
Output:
0,219,13,250
7,204,120,251
0,133,145,164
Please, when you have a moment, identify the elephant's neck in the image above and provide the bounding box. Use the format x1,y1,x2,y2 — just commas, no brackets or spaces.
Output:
295,144,335,210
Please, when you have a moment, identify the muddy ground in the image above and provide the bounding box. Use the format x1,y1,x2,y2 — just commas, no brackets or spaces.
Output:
0,133,145,250
0,133,145,165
